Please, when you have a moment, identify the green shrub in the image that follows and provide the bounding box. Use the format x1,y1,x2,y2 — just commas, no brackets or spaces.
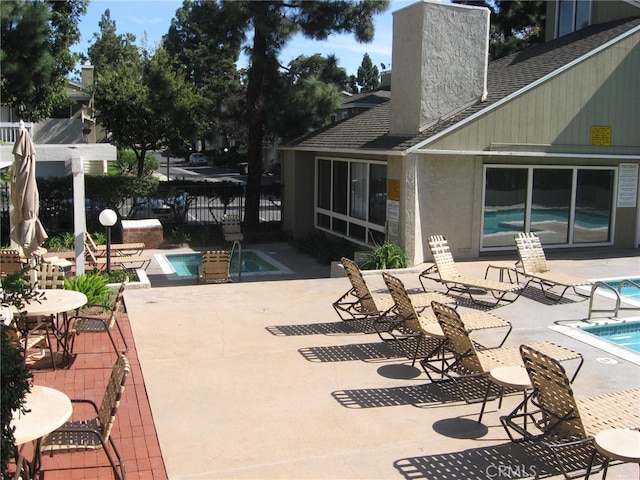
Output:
362,242,407,270
64,271,111,305
46,232,75,251
290,231,357,265
91,231,107,245
171,227,191,245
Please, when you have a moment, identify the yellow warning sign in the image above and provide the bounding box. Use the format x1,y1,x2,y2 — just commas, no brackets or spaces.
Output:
387,179,400,201
590,126,612,146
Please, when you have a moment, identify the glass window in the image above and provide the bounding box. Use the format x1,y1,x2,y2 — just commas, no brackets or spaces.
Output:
482,165,615,250
483,168,528,248
531,169,572,244
558,0,591,37
369,164,387,226
315,158,387,247
576,0,591,30
332,161,348,215
574,170,612,243
350,162,367,220
317,160,331,210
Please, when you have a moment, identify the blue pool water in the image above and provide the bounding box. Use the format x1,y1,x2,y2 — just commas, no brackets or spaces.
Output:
581,321,640,353
601,277,640,300
165,251,280,277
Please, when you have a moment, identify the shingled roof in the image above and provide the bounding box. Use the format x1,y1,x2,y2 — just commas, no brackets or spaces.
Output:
284,16,640,153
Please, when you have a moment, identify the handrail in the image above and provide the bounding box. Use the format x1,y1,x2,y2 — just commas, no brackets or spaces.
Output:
588,279,640,319
230,240,242,282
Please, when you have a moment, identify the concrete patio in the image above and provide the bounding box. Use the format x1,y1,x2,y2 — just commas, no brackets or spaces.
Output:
124,245,640,479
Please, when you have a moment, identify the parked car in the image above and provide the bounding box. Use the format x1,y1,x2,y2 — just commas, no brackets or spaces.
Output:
189,153,208,166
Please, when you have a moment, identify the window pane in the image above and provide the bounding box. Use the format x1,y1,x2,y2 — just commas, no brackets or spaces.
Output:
369,164,387,226
333,218,347,236
576,0,590,30
349,223,366,243
350,162,367,220
317,160,331,210
369,229,385,246
317,213,330,229
531,169,572,244
332,161,348,215
574,170,612,243
483,168,527,248
558,0,575,37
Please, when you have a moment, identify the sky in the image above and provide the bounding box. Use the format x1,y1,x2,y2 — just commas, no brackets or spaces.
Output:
75,0,417,77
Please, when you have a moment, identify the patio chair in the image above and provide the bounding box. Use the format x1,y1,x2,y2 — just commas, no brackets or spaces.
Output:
85,243,151,271
382,274,513,377
501,344,640,479
40,354,130,480
419,235,524,307
430,302,583,404
33,261,65,289
198,250,232,284
333,257,452,326
222,214,244,243
86,232,145,257
514,232,592,301
0,249,27,276
68,280,129,356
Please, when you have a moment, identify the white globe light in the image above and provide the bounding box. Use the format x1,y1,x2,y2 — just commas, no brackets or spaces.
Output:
99,208,118,227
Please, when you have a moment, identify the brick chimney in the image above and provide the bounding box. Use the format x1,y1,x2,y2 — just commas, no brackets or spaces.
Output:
389,0,489,135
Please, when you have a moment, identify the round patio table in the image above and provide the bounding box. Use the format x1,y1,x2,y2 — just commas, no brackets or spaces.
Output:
12,385,73,478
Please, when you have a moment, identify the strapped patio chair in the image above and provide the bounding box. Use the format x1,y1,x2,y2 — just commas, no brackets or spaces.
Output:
85,242,151,271
68,280,129,356
222,214,244,243
33,261,65,289
430,302,583,404
86,232,145,257
419,235,523,307
40,354,130,480
515,232,592,302
333,257,451,326
0,249,27,276
198,250,232,284
501,344,640,479
382,274,513,377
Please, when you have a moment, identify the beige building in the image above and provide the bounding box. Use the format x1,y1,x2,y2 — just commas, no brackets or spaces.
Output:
280,0,640,265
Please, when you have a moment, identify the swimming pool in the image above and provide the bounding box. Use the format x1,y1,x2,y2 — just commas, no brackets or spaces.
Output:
600,277,640,301
551,318,640,366
580,321,640,352
155,250,294,278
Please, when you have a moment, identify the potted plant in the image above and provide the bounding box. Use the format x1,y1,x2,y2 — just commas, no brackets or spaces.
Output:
361,242,407,270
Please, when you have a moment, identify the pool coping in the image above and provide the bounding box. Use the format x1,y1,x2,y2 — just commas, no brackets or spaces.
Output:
550,317,640,366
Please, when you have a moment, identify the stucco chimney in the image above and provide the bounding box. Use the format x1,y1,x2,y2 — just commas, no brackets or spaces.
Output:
390,0,489,135
81,60,94,87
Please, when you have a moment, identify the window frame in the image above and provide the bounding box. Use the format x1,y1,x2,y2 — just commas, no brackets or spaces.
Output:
481,164,617,251
315,156,387,247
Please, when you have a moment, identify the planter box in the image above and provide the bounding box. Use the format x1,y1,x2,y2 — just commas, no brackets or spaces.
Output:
107,269,151,290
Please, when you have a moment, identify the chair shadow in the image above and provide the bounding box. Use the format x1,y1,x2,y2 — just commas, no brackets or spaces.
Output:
393,438,599,479
393,440,563,479
265,321,361,336
332,376,505,409
298,341,401,363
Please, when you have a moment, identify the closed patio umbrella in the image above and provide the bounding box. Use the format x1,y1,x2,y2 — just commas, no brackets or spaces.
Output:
10,124,48,257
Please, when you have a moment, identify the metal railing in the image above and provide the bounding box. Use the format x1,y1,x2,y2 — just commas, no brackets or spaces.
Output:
588,279,640,319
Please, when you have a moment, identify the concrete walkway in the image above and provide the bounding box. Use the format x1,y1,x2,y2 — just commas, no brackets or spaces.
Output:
125,247,639,479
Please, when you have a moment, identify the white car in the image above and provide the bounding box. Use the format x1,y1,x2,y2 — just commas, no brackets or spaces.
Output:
189,153,208,166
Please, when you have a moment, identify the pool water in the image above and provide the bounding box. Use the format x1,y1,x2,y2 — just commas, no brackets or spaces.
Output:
164,251,287,277
601,277,640,300
580,321,640,353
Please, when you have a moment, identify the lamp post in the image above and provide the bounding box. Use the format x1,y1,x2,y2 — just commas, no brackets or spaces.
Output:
99,209,118,274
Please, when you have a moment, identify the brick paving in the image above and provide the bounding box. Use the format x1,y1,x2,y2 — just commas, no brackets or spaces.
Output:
11,310,167,480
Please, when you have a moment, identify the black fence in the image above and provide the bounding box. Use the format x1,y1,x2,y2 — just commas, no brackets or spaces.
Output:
1,179,282,243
